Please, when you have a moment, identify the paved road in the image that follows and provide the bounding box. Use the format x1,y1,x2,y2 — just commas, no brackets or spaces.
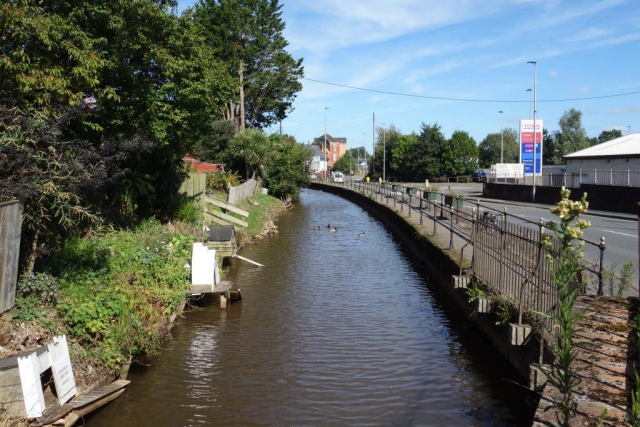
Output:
403,182,639,295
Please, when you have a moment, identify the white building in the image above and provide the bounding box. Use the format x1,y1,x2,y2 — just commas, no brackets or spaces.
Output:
309,145,327,173
564,133,640,186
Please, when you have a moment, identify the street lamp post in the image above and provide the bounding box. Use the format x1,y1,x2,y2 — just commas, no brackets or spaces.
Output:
527,61,538,202
324,107,329,179
499,111,504,163
527,89,532,120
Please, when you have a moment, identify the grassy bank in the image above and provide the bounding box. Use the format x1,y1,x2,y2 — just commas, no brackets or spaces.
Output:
0,220,198,381
1,193,284,381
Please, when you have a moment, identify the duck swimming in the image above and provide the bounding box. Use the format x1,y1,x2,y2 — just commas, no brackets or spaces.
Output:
329,227,338,232
312,226,321,230
358,232,366,237
327,224,331,229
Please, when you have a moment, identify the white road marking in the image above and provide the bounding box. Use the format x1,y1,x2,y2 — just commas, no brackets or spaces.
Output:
603,229,638,238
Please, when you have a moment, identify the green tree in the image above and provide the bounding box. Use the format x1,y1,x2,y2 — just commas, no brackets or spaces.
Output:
332,151,354,174
478,129,519,168
412,123,447,179
264,137,311,200
597,129,622,144
192,120,238,162
443,130,478,176
228,129,273,179
194,0,304,129
372,124,402,180
557,108,589,155
390,133,418,180
543,129,564,165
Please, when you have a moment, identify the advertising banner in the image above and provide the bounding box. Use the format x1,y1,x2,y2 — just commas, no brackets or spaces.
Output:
519,119,543,175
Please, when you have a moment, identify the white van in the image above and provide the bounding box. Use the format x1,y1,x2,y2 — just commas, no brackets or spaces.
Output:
333,172,344,183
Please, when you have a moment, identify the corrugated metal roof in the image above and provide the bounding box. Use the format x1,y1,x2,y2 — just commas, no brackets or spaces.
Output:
564,133,640,158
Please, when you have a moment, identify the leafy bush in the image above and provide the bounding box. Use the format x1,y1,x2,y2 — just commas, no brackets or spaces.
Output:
48,220,196,368
18,273,59,305
206,171,240,192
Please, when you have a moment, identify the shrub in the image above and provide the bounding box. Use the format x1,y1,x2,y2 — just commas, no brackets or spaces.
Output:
206,171,240,192
172,196,200,224
18,273,59,305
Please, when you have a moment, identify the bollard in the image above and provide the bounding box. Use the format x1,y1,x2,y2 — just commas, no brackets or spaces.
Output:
598,237,606,296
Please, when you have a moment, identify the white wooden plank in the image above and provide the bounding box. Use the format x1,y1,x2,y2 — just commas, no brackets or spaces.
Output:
191,244,215,288
49,336,76,405
17,351,45,418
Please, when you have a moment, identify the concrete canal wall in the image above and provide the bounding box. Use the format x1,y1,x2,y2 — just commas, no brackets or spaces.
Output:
310,182,538,380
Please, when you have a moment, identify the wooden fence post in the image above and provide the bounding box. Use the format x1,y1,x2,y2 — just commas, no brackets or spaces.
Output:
0,201,22,313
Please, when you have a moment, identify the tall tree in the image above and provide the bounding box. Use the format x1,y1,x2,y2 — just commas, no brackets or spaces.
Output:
390,133,418,180
443,131,478,176
478,129,519,168
557,108,589,155
372,124,402,179
414,123,447,179
597,129,622,144
543,129,564,165
194,0,304,129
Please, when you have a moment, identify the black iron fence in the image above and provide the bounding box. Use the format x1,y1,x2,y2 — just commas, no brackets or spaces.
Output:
320,178,609,333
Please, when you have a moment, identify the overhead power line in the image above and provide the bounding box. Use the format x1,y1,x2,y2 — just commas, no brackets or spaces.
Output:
302,77,640,104
276,113,371,131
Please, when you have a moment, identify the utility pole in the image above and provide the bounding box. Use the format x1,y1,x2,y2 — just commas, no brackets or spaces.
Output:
499,111,504,163
527,61,538,202
527,89,532,120
629,125,632,135
372,112,376,174
362,132,366,175
279,120,282,136
381,123,386,182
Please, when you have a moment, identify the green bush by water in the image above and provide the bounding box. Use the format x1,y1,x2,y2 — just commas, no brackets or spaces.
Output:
40,220,196,368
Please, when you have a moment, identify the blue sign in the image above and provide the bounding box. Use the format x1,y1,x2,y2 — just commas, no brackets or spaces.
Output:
519,119,543,175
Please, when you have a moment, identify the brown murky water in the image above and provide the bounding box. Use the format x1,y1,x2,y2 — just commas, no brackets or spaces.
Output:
88,189,533,426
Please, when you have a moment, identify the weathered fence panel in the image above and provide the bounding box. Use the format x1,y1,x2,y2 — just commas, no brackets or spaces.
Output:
179,171,206,200
228,179,261,205
1,200,23,313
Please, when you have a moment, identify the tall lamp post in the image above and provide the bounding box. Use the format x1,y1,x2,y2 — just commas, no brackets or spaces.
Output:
324,107,329,179
499,111,504,163
527,89,532,120
381,123,386,182
527,61,538,201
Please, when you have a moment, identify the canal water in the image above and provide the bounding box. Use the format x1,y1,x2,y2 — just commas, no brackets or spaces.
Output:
89,189,533,426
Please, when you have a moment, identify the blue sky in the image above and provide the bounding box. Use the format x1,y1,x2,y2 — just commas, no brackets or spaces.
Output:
178,0,640,153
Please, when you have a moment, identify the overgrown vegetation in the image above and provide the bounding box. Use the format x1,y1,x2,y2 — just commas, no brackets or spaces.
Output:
603,261,634,298
539,187,591,426
0,0,305,272
12,221,197,368
466,276,486,303
631,312,640,427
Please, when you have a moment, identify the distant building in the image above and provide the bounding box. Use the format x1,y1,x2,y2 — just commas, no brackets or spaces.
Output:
183,154,224,173
564,133,640,172
313,134,347,169
309,145,327,173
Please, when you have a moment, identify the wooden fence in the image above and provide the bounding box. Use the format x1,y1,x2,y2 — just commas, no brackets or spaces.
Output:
179,171,206,200
228,179,261,205
1,200,23,313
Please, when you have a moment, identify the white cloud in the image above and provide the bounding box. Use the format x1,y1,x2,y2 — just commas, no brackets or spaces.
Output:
613,106,640,114
560,27,612,42
550,70,559,78
579,87,592,94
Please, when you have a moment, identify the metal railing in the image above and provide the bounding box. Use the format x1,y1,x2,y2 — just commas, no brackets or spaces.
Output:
487,169,640,188
320,178,609,334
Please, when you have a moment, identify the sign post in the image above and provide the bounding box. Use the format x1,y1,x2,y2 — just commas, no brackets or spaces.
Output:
519,119,544,182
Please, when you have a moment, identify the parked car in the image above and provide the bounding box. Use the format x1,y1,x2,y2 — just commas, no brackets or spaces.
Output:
333,172,344,183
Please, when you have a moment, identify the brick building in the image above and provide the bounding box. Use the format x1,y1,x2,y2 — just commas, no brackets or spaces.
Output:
313,134,347,169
